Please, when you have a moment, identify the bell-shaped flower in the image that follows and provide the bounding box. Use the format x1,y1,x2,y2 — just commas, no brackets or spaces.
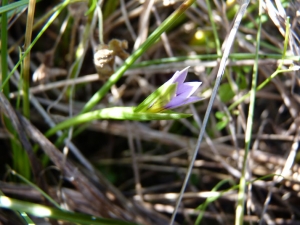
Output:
135,67,203,113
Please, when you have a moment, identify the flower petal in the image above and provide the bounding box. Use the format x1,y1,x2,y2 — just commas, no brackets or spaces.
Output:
176,82,202,97
165,95,203,109
165,67,189,85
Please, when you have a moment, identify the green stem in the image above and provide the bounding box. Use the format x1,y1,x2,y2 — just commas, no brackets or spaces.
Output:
205,0,221,56
46,107,191,137
2,0,31,185
235,1,262,224
130,53,299,68
11,169,61,209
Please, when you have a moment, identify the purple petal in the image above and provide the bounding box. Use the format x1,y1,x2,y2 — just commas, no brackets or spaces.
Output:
182,96,204,105
165,67,189,85
165,95,203,109
176,82,202,97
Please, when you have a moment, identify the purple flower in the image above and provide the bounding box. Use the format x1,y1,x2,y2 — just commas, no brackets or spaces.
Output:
164,67,202,110
134,67,203,113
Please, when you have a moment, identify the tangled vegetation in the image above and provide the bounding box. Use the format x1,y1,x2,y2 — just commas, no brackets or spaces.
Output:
0,0,300,224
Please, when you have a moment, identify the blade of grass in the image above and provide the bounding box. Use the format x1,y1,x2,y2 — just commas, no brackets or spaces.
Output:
169,1,251,224
130,53,299,68
10,169,61,209
45,107,192,137
195,179,234,225
205,0,221,56
19,212,35,225
2,0,75,180
1,0,31,180
1,6,31,223
235,0,262,224
22,0,36,118
0,0,29,14
0,196,138,225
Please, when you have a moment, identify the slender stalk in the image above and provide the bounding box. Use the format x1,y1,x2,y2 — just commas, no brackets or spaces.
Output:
10,169,61,209
205,0,221,56
22,0,36,118
130,53,298,68
235,0,262,224
1,0,30,179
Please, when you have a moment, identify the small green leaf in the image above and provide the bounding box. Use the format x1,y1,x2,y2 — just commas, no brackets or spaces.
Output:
215,111,229,130
216,120,229,130
219,83,234,103
215,111,226,119
134,83,177,113
237,72,247,90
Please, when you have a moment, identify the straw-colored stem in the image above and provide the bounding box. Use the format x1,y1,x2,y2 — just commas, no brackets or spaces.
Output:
22,0,36,118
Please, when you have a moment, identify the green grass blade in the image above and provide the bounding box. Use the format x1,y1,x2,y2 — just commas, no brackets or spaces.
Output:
1,0,31,180
130,53,299,68
0,196,138,225
235,1,262,224
0,0,29,14
205,0,221,56
10,169,61,209
46,107,192,137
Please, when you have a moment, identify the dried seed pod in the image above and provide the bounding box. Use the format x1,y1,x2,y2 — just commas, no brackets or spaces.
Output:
93,45,115,80
33,51,67,83
108,39,129,61
93,39,129,80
